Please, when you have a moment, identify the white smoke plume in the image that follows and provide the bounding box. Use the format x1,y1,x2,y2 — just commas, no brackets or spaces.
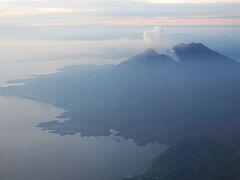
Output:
143,27,179,61
143,27,164,44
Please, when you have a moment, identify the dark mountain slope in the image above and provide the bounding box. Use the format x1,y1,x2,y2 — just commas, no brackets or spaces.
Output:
124,139,240,180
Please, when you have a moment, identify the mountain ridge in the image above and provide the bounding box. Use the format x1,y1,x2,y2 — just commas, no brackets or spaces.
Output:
118,42,237,70
174,42,236,64
119,48,175,67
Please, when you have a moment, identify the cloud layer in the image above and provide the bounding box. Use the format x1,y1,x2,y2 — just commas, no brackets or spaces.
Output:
0,0,239,27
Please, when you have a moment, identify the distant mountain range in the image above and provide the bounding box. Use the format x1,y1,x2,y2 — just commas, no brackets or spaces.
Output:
1,43,240,146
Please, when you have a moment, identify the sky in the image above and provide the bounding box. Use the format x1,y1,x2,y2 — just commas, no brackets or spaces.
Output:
0,0,239,27
0,0,239,86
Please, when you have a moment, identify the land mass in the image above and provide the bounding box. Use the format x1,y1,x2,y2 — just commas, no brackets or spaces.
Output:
1,43,240,146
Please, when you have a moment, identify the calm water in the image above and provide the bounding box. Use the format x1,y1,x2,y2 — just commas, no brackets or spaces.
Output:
0,95,168,180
